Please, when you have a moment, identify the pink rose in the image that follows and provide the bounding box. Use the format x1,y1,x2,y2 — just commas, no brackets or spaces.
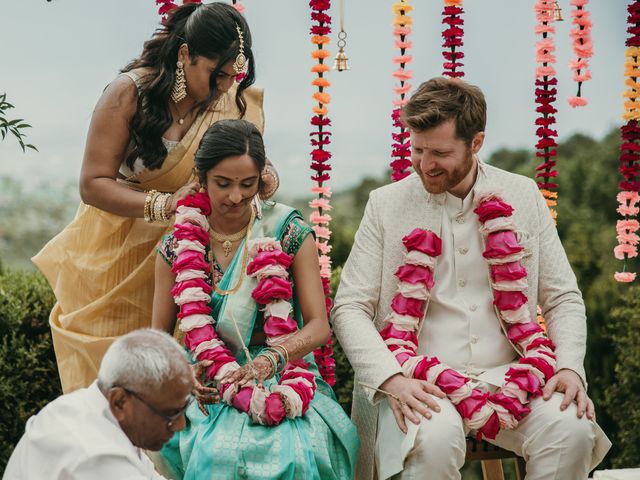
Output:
184,324,216,351
395,351,416,365
172,250,209,274
489,392,531,420
483,231,524,259
525,336,556,352
456,389,489,419
505,368,541,394
435,368,469,394
413,356,441,380
614,271,637,282
252,277,293,304
177,301,211,319
474,199,514,223
507,322,543,343
263,316,298,337
490,262,527,282
172,278,212,297
395,265,435,289
232,387,253,413
477,411,501,440
493,290,528,311
174,222,209,244
264,393,287,425
177,191,212,216
247,250,293,275
379,324,418,346
390,294,425,318
520,356,555,381
288,382,314,413
402,229,442,257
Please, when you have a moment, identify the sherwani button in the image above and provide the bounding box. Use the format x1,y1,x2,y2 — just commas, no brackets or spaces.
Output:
458,279,467,287
457,247,469,255
455,214,465,224
469,304,478,312
470,335,479,344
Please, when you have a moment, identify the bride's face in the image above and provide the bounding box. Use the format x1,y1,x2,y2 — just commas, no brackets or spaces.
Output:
204,153,260,220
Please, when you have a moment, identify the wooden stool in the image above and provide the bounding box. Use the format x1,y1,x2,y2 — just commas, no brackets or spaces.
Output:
465,438,526,480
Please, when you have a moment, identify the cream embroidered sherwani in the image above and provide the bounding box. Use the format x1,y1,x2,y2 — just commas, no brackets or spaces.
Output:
332,162,610,479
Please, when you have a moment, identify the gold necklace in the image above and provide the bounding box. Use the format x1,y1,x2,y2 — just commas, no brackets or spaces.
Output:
210,223,250,257
209,206,256,296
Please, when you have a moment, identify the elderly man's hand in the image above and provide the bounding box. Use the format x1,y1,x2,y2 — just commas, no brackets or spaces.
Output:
192,361,220,416
542,368,594,420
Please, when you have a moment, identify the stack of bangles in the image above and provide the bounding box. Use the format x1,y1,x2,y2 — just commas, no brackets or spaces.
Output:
256,344,290,378
144,189,173,222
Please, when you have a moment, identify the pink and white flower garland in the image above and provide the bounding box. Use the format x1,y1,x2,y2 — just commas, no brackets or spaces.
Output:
172,192,316,425
380,195,556,439
390,1,413,182
567,0,594,108
441,0,465,79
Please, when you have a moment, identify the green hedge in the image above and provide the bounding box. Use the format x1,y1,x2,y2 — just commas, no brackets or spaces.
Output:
0,265,61,473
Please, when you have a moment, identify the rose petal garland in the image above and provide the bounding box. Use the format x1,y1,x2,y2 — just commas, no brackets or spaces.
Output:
442,0,465,79
614,1,640,283
172,193,316,425
231,0,245,14
533,0,560,224
309,0,337,385
381,195,556,440
390,1,413,182
567,0,594,107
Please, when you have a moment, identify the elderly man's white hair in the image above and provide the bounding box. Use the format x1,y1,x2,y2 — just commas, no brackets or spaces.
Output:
98,328,190,391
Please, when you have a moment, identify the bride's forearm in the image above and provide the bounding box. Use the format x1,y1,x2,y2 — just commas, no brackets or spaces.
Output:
279,318,330,361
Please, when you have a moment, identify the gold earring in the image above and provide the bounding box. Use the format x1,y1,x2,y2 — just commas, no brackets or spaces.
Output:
171,61,187,103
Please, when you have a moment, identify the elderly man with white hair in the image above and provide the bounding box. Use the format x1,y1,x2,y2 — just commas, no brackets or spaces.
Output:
4,329,194,480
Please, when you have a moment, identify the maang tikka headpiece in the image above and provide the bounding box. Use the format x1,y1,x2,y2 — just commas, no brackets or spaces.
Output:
233,24,247,75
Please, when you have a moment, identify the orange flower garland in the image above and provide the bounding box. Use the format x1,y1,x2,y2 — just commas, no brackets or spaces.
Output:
309,0,336,385
614,1,640,283
390,1,414,182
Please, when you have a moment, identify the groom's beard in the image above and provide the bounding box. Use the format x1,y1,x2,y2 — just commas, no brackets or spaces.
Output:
414,148,475,195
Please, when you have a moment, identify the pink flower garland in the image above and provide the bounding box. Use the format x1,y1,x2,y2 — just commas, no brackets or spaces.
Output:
380,195,556,440
533,0,560,224
308,0,337,386
614,1,640,283
230,0,245,14
567,0,594,108
442,0,465,79
390,1,413,182
155,0,201,23
172,193,316,425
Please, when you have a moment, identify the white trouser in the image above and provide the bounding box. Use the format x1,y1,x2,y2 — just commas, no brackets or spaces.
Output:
388,393,606,480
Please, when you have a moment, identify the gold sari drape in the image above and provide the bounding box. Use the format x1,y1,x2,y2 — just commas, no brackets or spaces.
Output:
32,86,264,393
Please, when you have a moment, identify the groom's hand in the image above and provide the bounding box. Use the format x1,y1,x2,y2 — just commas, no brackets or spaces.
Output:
542,368,594,420
380,373,446,434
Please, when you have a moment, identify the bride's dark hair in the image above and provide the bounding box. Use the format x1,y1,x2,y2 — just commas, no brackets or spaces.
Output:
122,2,255,171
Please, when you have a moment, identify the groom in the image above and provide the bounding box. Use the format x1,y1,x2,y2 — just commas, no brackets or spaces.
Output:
332,77,610,480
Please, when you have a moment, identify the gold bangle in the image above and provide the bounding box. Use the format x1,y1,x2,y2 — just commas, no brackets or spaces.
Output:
272,344,290,365
144,190,157,222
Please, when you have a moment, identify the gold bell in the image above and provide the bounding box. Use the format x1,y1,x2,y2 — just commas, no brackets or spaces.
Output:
553,1,564,21
333,48,350,72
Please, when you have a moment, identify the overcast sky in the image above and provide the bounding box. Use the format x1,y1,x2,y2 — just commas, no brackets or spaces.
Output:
0,0,627,198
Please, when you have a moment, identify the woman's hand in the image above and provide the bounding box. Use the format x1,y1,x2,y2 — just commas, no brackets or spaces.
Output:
192,360,220,416
167,181,200,215
219,356,274,388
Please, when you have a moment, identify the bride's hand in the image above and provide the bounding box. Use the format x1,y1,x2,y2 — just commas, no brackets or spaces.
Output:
192,360,219,416
166,181,200,215
219,356,274,388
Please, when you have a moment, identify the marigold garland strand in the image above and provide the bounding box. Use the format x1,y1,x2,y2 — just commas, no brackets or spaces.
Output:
389,1,413,182
614,1,640,283
308,0,336,385
533,0,560,224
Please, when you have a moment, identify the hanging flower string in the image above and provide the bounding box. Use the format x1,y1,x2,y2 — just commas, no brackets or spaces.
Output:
172,193,316,425
533,0,560,224
230,0,245,14
567,0,593,107
390,1,414,182
155,0,201,23
614,1,640,283
380,195,556,440
441,0,465,79
308,0,336,386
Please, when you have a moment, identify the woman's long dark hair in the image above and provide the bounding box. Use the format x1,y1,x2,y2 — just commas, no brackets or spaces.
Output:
195,119,265,186
122,2,255,170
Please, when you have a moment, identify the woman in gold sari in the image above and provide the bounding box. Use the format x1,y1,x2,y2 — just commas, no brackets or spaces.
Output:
33,2,270,393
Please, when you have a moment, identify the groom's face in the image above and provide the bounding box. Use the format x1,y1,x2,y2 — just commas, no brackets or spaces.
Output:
410,119,484,196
